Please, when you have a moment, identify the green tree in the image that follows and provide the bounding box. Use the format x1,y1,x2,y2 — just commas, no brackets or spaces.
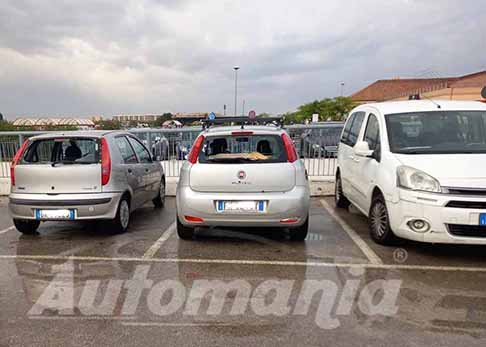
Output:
94,119,122,130
285,97,355,124
152,113,173,128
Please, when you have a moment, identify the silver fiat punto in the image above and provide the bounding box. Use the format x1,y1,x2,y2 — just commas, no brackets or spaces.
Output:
176,118,310,241
9,131,165,234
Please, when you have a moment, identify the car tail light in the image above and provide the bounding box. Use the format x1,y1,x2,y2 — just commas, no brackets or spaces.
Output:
101,138,111,186
281,133,298,163
231,131,254,136
10,140,30,187
280,218,299,224
185,215,204,223
188,135,205,164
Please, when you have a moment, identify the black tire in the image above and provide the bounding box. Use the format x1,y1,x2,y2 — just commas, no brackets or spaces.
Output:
289,216,309,241
335,174,351,209
153,179,166,208
13,219,40,234
104,196,131,234
369,193,397,245
176,216,195,240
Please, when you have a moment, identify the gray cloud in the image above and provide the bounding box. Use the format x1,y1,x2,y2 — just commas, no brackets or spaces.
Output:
0,0,485,119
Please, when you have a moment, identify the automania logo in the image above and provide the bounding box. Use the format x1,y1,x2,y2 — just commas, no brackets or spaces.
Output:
27,262,402,330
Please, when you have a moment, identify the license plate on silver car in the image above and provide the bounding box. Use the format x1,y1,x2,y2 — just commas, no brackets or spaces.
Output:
35,209,75,220
217,201,265,213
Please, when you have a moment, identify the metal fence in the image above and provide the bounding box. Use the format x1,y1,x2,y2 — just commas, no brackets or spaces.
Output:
0,123,343,178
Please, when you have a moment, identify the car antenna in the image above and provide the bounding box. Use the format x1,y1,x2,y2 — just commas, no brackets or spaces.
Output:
410,93,441,109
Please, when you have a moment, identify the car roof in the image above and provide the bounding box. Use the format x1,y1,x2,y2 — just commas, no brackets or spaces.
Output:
204,125,285,136
28,130,129,141
357,100,486,115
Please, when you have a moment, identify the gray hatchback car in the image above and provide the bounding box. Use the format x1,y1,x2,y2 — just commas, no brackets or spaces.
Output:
176,118,310,241
9,131,165,234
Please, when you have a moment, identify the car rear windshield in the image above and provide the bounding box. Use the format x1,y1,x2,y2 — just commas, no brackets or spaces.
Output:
198,134,287,164
22,138,100,165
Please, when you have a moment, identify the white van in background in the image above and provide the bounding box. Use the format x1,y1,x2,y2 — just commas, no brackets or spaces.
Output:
336,100,486,245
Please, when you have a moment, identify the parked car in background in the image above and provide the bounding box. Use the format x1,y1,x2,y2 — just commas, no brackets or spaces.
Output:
336,100,486,245
301,122,344,158
176,119,310,241
9,131,165,234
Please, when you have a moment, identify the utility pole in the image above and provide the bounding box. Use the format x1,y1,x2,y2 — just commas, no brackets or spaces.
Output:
234,66,240,116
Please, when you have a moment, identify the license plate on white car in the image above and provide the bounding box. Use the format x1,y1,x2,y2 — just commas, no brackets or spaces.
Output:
217,201,265,213
35,209,75,220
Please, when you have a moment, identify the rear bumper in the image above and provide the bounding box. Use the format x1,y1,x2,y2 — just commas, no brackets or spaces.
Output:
176,186,310,228
9,192,123,221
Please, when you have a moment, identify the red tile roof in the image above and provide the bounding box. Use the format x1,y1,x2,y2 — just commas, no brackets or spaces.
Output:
351,71,486,102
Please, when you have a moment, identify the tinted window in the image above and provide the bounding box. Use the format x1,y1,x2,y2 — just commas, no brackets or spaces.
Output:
23,138,99,164
116,137,138,164
128,137,152,163
347,112,365,146
198,134,287,164
364,114,381,160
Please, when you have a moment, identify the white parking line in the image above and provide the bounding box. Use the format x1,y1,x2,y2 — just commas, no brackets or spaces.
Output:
320,199,383,265
0,226,14,235
3,254,486,272
142,222,176,259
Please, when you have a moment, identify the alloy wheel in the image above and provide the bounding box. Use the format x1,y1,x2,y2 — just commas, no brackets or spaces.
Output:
370,201,388,238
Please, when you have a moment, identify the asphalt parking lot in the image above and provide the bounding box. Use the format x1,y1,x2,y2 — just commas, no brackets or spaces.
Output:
2,197,486,346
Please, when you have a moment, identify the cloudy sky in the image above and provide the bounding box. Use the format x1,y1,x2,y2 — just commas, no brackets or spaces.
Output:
0,0,485,119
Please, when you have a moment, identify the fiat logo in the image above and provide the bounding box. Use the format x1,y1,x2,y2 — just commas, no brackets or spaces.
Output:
237,170,246,180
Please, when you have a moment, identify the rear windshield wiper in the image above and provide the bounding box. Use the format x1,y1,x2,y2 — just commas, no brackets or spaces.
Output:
51,161,96,167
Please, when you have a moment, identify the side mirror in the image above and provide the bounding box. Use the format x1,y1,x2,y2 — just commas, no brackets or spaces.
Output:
354,141,374,158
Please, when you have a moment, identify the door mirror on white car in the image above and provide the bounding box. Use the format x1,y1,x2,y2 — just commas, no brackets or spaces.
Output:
354,141,374,158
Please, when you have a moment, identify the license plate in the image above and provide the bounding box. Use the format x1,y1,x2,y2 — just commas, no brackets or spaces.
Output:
217,201,265,213
480,214,486,226
36,209,75,220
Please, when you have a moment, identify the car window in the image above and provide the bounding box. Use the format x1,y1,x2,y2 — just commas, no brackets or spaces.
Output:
347,112,365,147
341,113,355,145
198,134,287,164
22,138,99,164
128,137,152,164
364,113,381,161
116,137,138,164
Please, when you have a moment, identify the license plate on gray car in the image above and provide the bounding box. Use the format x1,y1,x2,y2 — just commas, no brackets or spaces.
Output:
35,209,75,220
217,201,265,213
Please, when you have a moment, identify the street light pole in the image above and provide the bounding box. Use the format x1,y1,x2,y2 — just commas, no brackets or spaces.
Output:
234,66,240,116
340,82,345,97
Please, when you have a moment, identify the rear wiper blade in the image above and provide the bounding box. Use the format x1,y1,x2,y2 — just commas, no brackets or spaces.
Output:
51,161,95,167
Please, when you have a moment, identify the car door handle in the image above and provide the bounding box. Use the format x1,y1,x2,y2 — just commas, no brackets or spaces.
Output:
348,155,355,160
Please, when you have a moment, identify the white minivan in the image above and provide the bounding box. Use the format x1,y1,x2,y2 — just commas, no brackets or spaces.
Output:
336,100,486,245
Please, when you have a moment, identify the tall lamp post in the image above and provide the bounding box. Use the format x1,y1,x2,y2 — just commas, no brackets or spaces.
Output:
340,82,345,97
234,66,240,116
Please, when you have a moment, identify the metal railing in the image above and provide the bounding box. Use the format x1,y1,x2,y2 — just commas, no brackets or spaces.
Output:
0,123,343,178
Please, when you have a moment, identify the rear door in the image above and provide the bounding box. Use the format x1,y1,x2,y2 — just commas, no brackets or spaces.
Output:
189,132,296,193
128,136,160,204
114,136,140,205
13,137,102,194
345,112,366,203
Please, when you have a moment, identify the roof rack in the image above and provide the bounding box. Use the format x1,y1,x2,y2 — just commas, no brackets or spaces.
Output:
201,116,285,130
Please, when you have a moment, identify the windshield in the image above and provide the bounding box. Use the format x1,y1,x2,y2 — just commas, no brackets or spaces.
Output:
22,138,100,164
198,134,287,164
386,111,486,154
